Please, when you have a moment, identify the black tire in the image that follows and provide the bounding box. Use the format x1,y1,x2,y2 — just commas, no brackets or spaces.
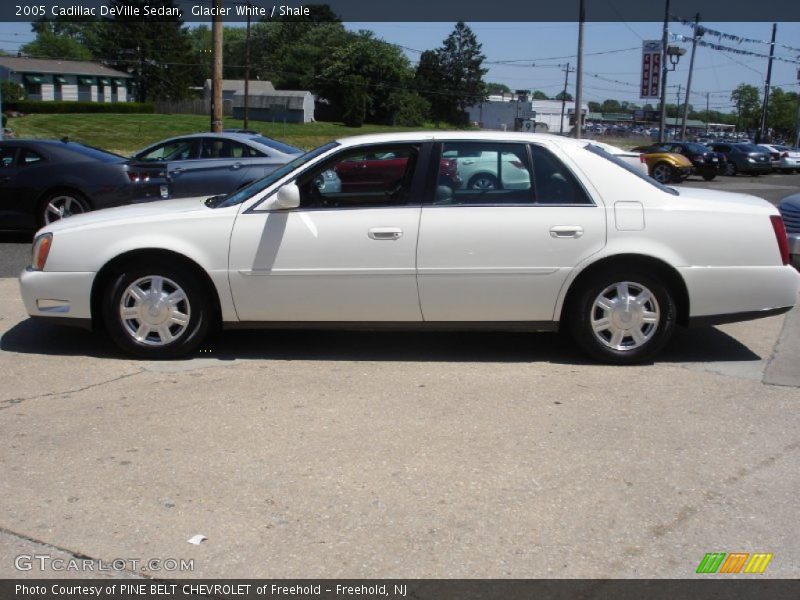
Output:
650,162,674,184
702,173,716,181
467,173,498,190
724,162,737,176
39,190,90,227
103,262,212,358
567,270,677,365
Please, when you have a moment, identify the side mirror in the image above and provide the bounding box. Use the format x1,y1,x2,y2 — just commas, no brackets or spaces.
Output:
273,182,300,210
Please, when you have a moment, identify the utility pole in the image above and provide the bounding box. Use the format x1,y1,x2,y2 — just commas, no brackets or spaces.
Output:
211,0,224,133
559,62,574,134
706,92,710,137
680,13,701,141
658,0,671,143
243,1,251,129
573,0,585,138
756,23,777,144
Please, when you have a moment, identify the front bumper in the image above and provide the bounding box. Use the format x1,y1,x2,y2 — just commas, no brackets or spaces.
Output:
19,268,96,324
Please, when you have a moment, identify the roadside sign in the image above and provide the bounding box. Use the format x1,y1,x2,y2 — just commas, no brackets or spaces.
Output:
641,40,662,99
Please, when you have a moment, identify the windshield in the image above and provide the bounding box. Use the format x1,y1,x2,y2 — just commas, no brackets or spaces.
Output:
683,142,711,153
249,136,303,155
585,143,678,196
736,143,766,153
214,142,339,208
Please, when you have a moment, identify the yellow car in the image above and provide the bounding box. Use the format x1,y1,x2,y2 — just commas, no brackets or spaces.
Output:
632,145,694,184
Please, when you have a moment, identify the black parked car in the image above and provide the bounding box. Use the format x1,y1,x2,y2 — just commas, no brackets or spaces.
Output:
0,140,169,231
710,142,772,176
658,142,725,181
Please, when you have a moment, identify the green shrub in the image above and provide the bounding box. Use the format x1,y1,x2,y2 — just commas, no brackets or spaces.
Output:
1,81,25,103
6,101,155,114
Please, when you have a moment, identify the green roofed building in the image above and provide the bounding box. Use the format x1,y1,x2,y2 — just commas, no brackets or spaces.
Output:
0,56,133,103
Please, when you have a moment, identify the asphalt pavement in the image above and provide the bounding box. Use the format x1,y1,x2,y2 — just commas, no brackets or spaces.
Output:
0,171,799,580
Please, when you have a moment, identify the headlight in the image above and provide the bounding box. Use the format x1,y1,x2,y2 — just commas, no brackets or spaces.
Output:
31,233,53,271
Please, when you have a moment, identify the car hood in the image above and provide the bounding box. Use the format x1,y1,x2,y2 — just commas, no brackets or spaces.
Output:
40,196,212,235
676,187,778,215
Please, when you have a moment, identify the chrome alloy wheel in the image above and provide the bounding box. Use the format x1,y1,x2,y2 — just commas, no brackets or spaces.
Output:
470,175,497,190
119,276,191,346
44,195,86,224
590,281,660,351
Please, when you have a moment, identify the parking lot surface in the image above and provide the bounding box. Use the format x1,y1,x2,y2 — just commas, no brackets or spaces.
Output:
1,282,799,579
1,170,799,579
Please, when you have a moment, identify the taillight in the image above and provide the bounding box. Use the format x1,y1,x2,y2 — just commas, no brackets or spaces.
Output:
639,154,646,163
770,215,790,266
31,233,53,271
781,152,788,158
509,160,525,169
127,170,150,183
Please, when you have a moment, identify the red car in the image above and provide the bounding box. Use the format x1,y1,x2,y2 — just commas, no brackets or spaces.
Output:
334,151,460,192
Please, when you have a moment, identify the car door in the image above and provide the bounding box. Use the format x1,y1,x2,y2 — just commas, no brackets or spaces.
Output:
228,142,428,322
417,141,606,323
170,138,250,197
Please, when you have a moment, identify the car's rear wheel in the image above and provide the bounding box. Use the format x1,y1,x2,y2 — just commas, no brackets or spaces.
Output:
724,162,737,176
40,191,90,226
702,173,716,181
651,162,673,184
103,264,211,358
568,271,676,364
468,173,498,190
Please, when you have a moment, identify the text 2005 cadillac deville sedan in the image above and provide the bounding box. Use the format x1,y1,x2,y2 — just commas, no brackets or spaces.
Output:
20,132,800,364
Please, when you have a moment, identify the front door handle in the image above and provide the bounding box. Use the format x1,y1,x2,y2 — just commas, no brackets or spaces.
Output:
171,167,184,175
549,225,584,239
368,227,403,240
231,162,242,170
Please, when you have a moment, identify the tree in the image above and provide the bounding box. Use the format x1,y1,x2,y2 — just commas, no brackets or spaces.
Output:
600,99,622,113
766,87,798,137
20,29,92,60
96,0,194,102
318,31,415,125
416,22,487,125
555,91,573,101
532,90,549,100
587,101,601,112
1,81,25,102
730,83,761,131
486,82,511,96
386,90,430,126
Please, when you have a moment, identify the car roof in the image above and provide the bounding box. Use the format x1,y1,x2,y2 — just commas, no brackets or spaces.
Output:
333,130,587,149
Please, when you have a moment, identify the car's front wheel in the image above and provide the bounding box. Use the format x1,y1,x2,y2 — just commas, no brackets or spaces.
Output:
724,162,737,176
568,271,676,364
103,264,211,358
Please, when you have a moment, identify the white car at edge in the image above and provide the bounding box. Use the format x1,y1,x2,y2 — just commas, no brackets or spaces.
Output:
20,132,800,364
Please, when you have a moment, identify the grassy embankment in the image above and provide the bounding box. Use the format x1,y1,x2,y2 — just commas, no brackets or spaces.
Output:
7,113,445,156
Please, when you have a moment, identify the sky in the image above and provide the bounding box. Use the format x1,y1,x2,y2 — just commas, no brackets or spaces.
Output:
1,20,799,113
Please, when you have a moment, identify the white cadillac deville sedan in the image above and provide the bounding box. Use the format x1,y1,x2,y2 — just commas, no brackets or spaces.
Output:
19,132,800,364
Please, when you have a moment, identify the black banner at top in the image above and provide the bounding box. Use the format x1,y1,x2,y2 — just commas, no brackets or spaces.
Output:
2,0,800,23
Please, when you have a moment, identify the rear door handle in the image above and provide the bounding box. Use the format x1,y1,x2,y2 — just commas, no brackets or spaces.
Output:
231,162,242,170
171,167,184,174
549,225,584,239
368,227,403,240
